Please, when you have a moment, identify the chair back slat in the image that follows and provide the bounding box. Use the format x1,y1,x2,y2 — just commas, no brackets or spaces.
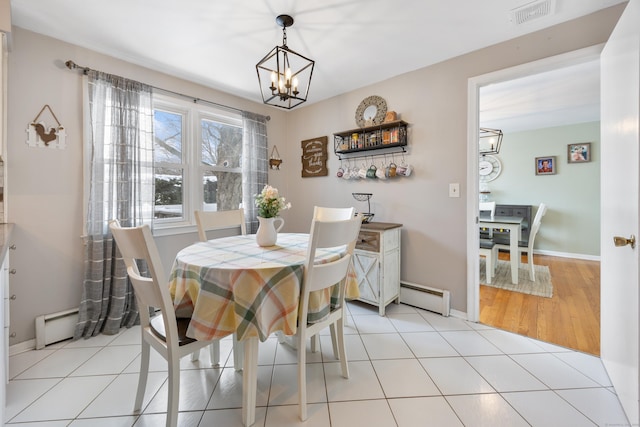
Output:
195,209,246,241
109,220,175,330
313,206,355,221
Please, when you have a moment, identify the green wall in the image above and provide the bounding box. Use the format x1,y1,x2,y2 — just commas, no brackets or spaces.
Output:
485,121,600,257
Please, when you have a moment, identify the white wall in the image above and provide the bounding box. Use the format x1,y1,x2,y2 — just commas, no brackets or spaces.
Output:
5,4,624,344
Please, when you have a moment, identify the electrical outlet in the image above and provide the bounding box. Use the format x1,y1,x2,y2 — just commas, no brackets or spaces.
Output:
449,183,460,198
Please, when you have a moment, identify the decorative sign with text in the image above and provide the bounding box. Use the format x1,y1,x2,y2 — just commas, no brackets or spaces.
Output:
301,136,328,177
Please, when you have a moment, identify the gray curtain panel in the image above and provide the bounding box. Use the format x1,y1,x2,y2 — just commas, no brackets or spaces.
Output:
74,71,154,338
242,112,269,234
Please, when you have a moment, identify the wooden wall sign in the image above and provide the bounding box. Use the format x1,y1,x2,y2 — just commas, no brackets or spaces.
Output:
301,136,328,177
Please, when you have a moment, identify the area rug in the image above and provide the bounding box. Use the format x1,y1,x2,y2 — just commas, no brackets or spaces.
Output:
480,259,553,298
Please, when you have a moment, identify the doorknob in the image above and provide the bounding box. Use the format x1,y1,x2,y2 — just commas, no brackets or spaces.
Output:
613,235,636,249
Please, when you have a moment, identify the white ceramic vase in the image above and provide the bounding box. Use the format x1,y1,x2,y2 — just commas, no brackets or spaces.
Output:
256,216,284,247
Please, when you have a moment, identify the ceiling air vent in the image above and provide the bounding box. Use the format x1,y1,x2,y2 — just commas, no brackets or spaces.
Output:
510,0,557,25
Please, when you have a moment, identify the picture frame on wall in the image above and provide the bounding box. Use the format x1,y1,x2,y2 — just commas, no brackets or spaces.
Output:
535,156,556,175
567,142,591,163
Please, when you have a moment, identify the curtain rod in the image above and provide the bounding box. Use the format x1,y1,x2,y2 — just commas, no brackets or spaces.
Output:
64,60,270,121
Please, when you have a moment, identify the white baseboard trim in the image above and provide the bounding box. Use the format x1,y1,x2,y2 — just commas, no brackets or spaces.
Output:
10,339,36,356
534,249,600,261
449,308,468,320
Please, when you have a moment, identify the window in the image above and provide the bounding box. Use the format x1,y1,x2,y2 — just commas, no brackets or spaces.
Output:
153,94,243,229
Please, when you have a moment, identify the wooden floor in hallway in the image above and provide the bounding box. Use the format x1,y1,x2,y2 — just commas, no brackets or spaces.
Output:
480,253,600,356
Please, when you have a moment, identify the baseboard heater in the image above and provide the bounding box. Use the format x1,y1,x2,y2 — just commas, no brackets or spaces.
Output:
35,308,79,349
400,282,450,317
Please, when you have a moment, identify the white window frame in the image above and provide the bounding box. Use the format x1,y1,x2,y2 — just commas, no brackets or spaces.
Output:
153,93,243,236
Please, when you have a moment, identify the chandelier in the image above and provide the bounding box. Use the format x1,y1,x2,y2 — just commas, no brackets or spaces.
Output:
479,127,503,155
256,15,315,109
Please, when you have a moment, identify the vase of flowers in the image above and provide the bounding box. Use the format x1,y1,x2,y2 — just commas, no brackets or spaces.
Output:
254,185,291,246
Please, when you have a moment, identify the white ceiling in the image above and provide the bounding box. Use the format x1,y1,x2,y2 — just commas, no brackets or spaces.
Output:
480,58,601,133
10,0,624,125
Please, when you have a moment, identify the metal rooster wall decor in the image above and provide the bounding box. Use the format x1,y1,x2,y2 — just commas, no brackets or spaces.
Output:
26,104,67,149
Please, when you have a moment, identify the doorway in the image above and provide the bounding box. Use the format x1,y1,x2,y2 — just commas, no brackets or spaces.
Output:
466,45,603,354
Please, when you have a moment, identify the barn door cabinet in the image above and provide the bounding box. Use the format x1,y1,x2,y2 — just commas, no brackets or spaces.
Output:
352,222,402,315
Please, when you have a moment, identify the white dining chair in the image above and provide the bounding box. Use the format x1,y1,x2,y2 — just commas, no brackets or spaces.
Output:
195,209,246,369
495,202,547,281
195,208,246,241
109,220,217,427
296,212,362,421
479,238,498,284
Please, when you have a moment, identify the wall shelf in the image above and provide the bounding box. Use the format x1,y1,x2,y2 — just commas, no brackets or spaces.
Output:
334,120,408,160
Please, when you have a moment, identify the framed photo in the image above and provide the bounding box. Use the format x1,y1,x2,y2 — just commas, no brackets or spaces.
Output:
568,142,591,163
535,156,556,175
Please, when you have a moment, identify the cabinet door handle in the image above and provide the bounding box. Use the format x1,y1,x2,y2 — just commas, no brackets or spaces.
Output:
9,269,16,274
10,294,16,300
9,244,16,250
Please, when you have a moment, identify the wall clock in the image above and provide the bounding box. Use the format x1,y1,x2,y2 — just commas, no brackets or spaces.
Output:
355,95,387,127
479,155,502,182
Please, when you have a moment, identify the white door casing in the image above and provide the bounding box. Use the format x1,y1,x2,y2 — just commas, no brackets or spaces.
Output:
600,0,640,423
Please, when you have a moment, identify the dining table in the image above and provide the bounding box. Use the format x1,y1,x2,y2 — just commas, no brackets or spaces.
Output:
478,215,523,285
168,232,359,426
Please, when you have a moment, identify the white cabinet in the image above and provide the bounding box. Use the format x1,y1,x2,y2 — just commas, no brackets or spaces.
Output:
0,243,8,418
353,222,402,315
0,224,13,421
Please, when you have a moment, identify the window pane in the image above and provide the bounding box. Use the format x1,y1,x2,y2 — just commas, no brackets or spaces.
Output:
201,118,243,211
202,170,242,211
154,110,183,163
154,167,183,219
201,118,242,167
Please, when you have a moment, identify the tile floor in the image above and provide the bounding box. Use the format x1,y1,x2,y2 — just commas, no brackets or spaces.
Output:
6,301,630,426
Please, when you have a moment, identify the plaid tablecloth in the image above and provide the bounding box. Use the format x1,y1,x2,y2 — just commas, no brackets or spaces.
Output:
169,233,359,342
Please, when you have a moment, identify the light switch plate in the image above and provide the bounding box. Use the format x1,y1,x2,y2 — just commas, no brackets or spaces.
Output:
449,183,460,198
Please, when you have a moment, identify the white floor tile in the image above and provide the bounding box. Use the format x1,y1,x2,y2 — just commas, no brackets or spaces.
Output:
324,361,385,401
274,338,323,365
70,345,141,376
401,332,459,358
134,410,205,426
269,363,326,406
14,348,102,379
9,349,57,379
206,366,272,410
389,396,464,427
360,333,414,359
387,313,436,332
446,393,529,427
11,375,116,422
478,328,548,354
420,357,494,395
5,378,61,421
502,390,598,426
510,353,601,389
109,326,142,346
556,388,629,426
351,314,397,334
418,312,473,331
79,372,166,418
372,359,440,397
465,355,548,392
328,399,396,427
320,334,368,362
553,351,612,386
265,403,330,427
440,330,502,356
144,368,222,413
69,415,140,426
345,300,380,316
199,407,267,427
